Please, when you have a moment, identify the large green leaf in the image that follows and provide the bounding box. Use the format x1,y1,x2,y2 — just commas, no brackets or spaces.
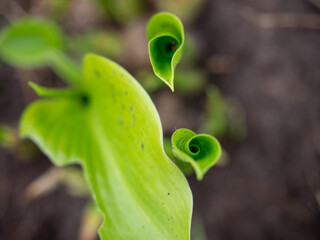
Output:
146,12,184,91
171,128,221,180
20,53,192,240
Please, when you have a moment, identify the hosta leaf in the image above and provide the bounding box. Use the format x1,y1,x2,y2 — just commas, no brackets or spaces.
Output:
0,18,63,67
28,82,85,99
171,128,221,180
0,18,81,84
20,53,192,240
146,12,184,91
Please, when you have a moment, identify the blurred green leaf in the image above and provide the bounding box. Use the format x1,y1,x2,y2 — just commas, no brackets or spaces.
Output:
0,18,63,67
137,68,206,95
191,216,207,240
0,124,15,148
175,69,206,95
67,30,124,59
201,86,228,137
95,0,145,23
21,53,192,239
48,0,71,20
155,0,205,22
136,70,166,93
172,128,221,180
146,12,184,91
201,85,246,140
0,18,82,85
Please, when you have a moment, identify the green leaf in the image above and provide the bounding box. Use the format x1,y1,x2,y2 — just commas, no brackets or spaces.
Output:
200,85,246,141
154,0,205,23
0,18,82,85
95,0,145,23
171,128,221,180
0,18,63,67
66,30,124,59
163,137,194,176
0,124,15,148
201,86,228,137
28,82,85,99
20,53,192,240
146,12,184,91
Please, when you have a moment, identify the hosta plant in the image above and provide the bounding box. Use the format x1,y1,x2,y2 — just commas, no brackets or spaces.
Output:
0,12,221,240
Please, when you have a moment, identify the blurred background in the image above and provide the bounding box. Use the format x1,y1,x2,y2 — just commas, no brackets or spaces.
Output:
0,0,320,239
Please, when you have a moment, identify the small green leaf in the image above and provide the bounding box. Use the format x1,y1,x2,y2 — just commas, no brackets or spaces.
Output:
200,85,247,140
0,18,63,67
0,124,15,148
146,12,184,91
94,0,145,23
171,128,221,180
20,53,192,240
66,30,124,59
201,86,228,137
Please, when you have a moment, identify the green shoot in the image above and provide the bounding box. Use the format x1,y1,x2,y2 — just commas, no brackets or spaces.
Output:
146,12,184,91
171,128,221,180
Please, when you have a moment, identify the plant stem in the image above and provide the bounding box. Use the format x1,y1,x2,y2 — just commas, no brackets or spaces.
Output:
48,50,82,85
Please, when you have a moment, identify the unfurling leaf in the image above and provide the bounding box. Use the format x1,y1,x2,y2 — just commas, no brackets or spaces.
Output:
20,53,192,240
171,128,221,180
146,12,184,91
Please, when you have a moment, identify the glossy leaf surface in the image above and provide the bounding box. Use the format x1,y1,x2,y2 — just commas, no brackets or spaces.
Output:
146,12,184,91
20,53,192,240
172,128,221,180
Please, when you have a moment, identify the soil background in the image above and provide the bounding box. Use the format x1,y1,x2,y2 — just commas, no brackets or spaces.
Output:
0,0,320,240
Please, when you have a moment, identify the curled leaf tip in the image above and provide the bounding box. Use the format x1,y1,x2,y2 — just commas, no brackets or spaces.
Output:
146,12,184,91
171,128,221,180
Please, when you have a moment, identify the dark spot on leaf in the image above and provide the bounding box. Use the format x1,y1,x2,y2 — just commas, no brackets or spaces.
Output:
118,116,123,125
125,90,128,96
80,94,90,106
130,104,135,127
167,192,170,196
95,70,100,78
141,143,144,150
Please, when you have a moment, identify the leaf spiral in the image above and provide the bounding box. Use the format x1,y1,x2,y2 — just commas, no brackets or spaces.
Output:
172,128,221,180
